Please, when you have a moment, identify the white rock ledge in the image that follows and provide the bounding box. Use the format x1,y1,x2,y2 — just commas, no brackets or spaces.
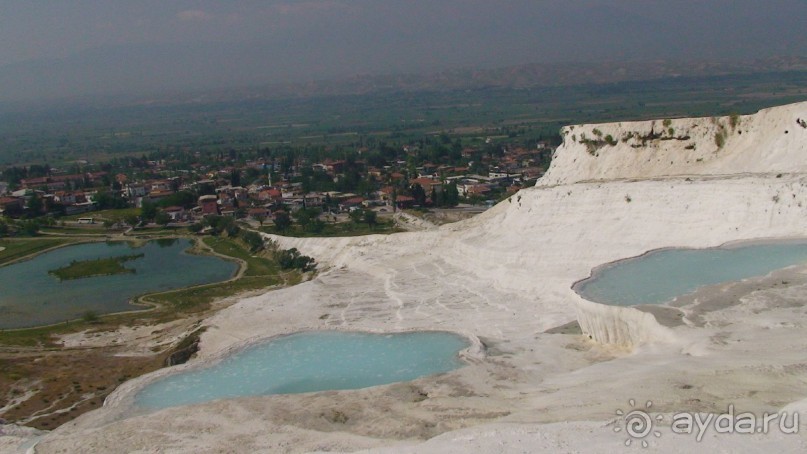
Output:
574,294,677,347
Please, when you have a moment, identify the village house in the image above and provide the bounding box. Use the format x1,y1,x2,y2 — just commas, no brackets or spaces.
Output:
219,201,236,217
255,188,282,203
123,183,147,199
394,195,415,209
459,183,492,198
323,159,346,174
52,191,77,206
19,176,50,189
339,197,365,212
163,206,186,221
148,180,172,192
146,188,175,203
49,174,87,190
410,177,442,194
377,186,396,203
247,207,270,222
198,195,218,216
0,196,22,215
303,193,323,207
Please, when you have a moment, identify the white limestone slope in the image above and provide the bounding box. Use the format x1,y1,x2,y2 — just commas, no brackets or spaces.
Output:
542,101,807,185
28,100,807,453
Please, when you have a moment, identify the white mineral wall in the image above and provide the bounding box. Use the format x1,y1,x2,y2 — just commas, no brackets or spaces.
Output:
573,296,676,346
540,101,807,186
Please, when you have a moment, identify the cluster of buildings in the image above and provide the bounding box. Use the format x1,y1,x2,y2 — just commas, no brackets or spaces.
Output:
0,172,109,217
0,142,550,222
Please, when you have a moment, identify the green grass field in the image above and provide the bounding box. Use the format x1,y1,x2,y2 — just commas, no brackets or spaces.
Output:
61,208,140,222
261,220,402,238
0,238,74,266
143,236,299,312
203,236,280,276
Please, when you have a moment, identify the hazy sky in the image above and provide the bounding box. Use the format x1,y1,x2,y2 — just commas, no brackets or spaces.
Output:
1,0,806,101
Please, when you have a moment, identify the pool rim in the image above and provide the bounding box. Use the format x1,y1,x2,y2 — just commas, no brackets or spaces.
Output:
571,235,807,307
102,327,484,417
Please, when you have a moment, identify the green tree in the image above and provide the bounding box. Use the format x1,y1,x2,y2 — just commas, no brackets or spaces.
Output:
240,230,265,252
349,209,363,224
82,310,100,324
155,211,171,227
310,219,325,233
124,214,140,228
27,194,43,215
443,181,459,207
363,209,377,229
293,208,313,231
94,190,128,209
18,219,40,236
204,215,237,236
410,183,426,206
273,211,291,232
141,200,157,221
276,248,316,272
225,221,240,237
157,191,196,208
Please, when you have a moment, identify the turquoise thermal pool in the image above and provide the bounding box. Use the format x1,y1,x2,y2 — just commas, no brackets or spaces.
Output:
135,331,469,410
0,239,237,329
575,241,807,306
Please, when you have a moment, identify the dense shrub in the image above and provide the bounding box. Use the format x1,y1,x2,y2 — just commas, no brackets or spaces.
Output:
240,230,264,252
276,247,316,272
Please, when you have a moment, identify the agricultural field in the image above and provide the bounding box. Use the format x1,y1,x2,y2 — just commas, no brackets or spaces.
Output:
1,70,806,167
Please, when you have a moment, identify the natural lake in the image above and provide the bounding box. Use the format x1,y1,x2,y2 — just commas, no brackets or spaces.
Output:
135,331,469,410
575,240,807,306
0,239,238,329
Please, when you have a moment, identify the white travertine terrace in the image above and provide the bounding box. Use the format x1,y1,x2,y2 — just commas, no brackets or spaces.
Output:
25,101,807,453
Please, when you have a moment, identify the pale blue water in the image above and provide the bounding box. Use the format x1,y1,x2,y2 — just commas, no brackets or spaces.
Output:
576,241,807,306
135,331,468,409
0,239,237,329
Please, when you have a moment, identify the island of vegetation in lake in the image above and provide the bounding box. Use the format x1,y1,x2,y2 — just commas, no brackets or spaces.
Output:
48,253,144,281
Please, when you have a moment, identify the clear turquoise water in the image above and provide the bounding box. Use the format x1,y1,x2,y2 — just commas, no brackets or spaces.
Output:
576,241,807,306
0,239,237,329
135,331,469,410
